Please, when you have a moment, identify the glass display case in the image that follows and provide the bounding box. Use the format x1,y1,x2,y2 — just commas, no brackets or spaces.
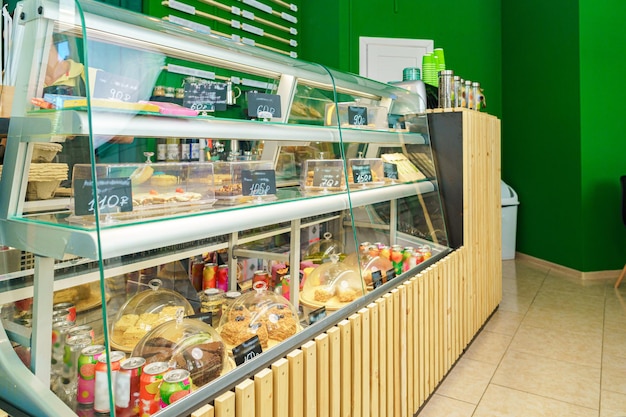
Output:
0,0,449,415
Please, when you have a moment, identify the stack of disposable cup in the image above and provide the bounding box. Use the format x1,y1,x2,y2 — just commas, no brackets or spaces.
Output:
422,53,437,86
433,48,446,73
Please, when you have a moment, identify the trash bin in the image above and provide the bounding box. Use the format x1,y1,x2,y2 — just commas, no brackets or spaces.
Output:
501,180,519,260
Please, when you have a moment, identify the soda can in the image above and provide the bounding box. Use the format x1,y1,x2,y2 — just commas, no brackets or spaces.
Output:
217,265,229,289
52,308,71,324
62,334,92,385
390,245,403,276
159,369,192,408
358,242,371,254
68,324,95,343
402,246,415,272
203,263,218,289
253,270,269,287
52,320,73,376
75,403,95,417
190,257,205,292
77,344,106,404
54,302,77,324
139,361,170,417
94,351,126,413
116,356,146,417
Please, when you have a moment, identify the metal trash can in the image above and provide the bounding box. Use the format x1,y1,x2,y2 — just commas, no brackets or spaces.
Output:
501,181,520,260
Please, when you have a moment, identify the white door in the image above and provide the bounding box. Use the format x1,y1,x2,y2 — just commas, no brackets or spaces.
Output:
359,37,433,83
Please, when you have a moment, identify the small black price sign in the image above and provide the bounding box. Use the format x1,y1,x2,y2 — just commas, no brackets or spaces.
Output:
242,169,277,196
74,178,133,216
247,92,282,118
92,70,140,102
383,162,399,180
308,306,327,325
386,268,397,282
348,106,368,126
312,166,343,188
183,82,228,112
351,164,372,184
233,335,263,366
371,270,384,289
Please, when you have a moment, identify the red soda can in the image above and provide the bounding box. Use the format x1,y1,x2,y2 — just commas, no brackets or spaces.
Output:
253,270,269,286
217,265,229,288
77,344,106,404
159,369,192,408
54,302,76,324
139,361,170,417
94,351,126,413
203,263,218,289
116,357,146,417
190,258,205,292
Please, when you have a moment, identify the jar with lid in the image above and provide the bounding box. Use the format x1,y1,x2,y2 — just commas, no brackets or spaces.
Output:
200,288,225,325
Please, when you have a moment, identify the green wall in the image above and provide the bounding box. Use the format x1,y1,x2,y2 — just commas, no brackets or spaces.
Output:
300,0,502,119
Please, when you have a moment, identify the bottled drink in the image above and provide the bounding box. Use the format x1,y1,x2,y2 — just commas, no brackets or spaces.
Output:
166,138,180,162
156,138,167,162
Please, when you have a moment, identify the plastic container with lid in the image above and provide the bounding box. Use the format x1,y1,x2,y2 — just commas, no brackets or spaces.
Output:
299,254,366,310
200,288,225,325
217,282,300,350
344,250,393,287
304,232,345,264
131,315,230,387
110,279,195,352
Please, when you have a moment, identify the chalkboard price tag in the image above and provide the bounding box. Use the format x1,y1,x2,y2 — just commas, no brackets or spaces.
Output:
351,164,372,184
386,268,396,282
247,92,282,118
183,82,228,112
242,169,276,196
348,106,368,126
74,177,133,216
92,70,140,102
308,306,327,325
383,162,399,180
312,166,343,188
232,335,263,366
371,270,384,289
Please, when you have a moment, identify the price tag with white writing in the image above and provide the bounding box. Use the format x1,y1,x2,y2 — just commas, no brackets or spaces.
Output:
183,82,228,112
371,270,384,289
308,306,327,325
74,178,133,216
247,92,282,118
312,166,343,188
92,70,140,102
383,162,399,180
348,106,368,126
386,268,397,282
351,164,373,184
242,169,276,196
233,335,263,366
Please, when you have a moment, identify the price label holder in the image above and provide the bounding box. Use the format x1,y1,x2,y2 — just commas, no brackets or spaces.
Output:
186,312,213,327
233,335,263,366
92,69,140,102
312,166,343,189
247,92,282,118
386,268,396,282
351,164,373,184
308,306,326,325
371,270,384,289
242,169,277,200
183,81,228,112
348,106,368,126
74,177,133,216
383,162,399,180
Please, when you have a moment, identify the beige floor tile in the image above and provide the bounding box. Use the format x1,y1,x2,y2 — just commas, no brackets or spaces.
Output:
601,354,626,395
603,326,626,360
499,291,534,314
483,308,525,336
473,384,599,417
463,329,512,365
600,390,626,417
435,357,497,404
543,270,607,298
522,303,604,339
492,350,600,410
532,287,606,313
415,393,475,417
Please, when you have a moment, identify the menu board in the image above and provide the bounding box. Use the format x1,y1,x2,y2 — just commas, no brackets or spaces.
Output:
312,166,342,188
242,169,277,196
247,92,282,118
183,81,228,111
74,178,133,216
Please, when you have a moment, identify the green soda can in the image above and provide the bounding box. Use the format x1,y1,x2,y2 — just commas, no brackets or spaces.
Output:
159,369,192,408
76,344,105,404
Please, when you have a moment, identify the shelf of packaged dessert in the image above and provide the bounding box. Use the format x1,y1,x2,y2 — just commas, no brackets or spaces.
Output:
18,109,428,145
1,180,434,261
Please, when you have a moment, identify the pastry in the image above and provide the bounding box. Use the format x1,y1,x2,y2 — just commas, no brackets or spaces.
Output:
336,286,357,303
150,174,178,186
129,165,154,185
314,287,334,302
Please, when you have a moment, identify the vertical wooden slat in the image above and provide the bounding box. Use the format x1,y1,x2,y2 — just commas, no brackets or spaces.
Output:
339,320,352,417
254,368,273,417
302,340,317,417
272,358,289,417
214,391,235,417
391,288,401,417
327,327,341,417
349,313,362,417
405,280,414,415
426,268,434,397
315,333,329,417
398,285,407,417
191,404,214,417
287,349,304,417
359,307,371,417
418,274,425,405
384,293,394,417
368,303,379,417
410,276,420,412
375,297,386,417
235,379,255,417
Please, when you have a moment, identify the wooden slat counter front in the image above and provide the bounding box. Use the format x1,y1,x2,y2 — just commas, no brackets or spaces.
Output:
190,109,502,417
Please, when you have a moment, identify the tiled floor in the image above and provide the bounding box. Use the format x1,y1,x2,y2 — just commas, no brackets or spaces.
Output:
416,258,626,417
